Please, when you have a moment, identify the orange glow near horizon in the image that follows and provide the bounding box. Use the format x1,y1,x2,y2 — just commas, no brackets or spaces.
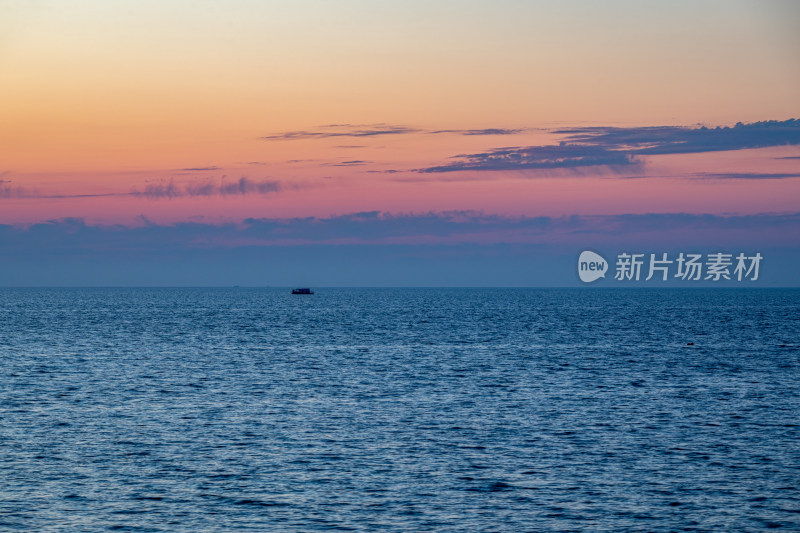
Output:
1,1,799,226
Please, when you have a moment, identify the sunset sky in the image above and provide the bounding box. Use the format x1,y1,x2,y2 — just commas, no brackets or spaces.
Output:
1,1,798,285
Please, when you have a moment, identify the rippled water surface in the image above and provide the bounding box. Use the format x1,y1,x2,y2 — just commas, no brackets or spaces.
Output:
1,288,799,531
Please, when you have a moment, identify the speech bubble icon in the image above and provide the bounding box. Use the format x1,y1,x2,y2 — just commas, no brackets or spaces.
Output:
578,250,608,283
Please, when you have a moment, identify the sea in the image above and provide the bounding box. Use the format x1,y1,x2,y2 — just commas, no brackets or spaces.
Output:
1,288,798,532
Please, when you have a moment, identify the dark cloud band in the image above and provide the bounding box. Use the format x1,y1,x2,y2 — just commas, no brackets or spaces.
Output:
419,119,800,173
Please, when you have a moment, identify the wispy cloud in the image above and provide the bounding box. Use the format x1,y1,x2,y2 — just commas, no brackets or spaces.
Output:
695,172,800,180
417,118,800,173
331,160,370,167
421,145,637,173
428,128,525,136
554,119,800,155
261,124,528,141
179,166,219,171
133,177,283,199
0,180,28,199
1,185,120,200
1,177,290,201
261,124,418,140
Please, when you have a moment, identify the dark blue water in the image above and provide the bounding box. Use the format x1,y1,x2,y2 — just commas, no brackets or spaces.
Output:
1,288,798,532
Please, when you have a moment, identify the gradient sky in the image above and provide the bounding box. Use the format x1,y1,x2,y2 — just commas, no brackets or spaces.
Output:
1,1,798,285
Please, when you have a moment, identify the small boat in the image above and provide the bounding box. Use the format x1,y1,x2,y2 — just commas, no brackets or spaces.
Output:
291,288,314,295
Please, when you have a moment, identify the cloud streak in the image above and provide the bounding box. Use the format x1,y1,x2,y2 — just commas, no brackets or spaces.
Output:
330,160,370,167
134,177,283,200
179,166,219,171
418,118,800,173
428,128,526,136
694,172,800,180
261,124,418,140
1,177,288,201
421,145,637,173
555,119,800,155
262,124,528,141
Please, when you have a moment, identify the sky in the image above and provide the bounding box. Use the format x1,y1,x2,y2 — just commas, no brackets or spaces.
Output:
1,0,798,286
